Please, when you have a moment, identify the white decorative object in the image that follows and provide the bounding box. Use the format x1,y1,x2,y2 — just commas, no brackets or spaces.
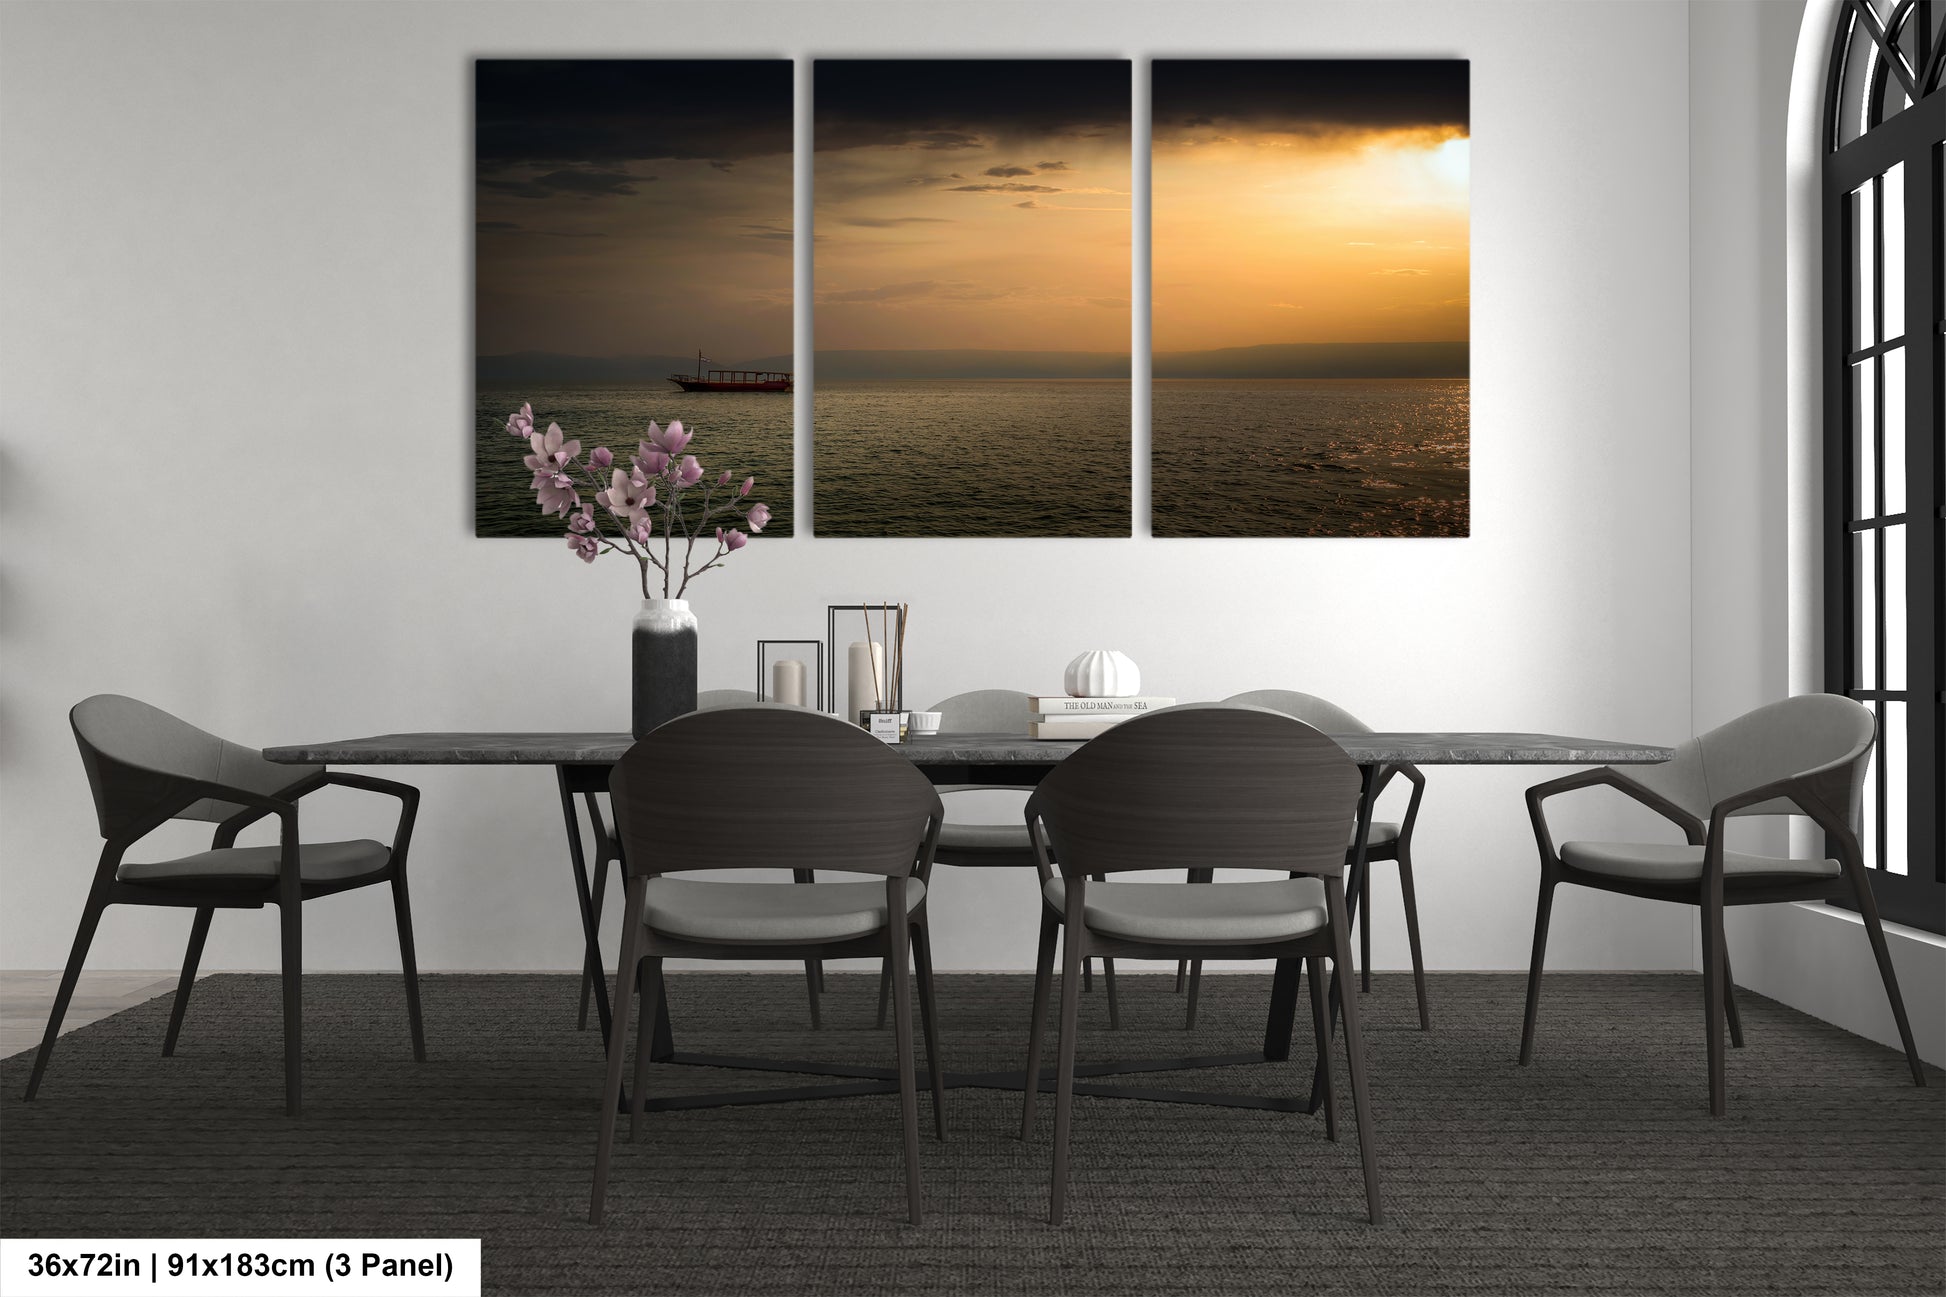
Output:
848,640,886,722
771,658,807,707
1064,649,1141,698
907,710,943,736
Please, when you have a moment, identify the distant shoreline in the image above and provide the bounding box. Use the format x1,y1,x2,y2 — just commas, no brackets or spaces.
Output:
480,341,1468,385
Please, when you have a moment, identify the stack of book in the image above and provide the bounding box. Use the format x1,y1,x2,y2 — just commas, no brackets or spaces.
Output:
1028,695,1177,740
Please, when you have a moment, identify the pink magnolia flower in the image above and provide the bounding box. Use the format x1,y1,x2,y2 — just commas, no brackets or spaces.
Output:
567,532,598,563
716,469,733,486
635,444,670,477
673,455,704,487
523,423,580,477
506,403,535,439
535,474,579,517
646,420,693,456
744,501,771,533
629,518,653,545
738,475,754,497
590,445,614,469
569,504,596,535
717,526,748,552
599,468,654,523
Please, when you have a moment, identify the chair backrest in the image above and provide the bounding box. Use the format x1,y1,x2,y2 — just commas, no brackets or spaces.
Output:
696,688,762,709
1025,703,1361,878
930,688,1035,735
69,694,318,841
609,707,943,878
1622,694,1876,826
1223,688,1372,736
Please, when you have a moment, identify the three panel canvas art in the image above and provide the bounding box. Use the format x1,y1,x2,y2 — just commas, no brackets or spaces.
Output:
475,59,1469,539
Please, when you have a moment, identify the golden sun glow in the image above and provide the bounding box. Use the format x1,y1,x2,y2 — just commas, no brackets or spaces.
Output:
1152,127,1470,354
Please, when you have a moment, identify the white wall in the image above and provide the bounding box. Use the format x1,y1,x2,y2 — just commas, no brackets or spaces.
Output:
0,0,1701,977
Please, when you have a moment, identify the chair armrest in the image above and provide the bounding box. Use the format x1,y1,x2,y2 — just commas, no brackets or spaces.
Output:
914,812,944,885
139,777,303,889
1394,763,1427,845
1526,767,1706,866
1022,791,1057,886
319,771,420,867
319,770,420,801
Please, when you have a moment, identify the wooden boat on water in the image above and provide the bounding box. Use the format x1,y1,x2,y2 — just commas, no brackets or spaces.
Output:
668,350,792,393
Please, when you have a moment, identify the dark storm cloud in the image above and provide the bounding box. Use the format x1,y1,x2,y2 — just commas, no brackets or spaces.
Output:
1036,160,1071,171
475,219,605,238
814,60,1130,151
476,60,792,167
480,167,651,199
985,164,1036,177
1152,60,1469,137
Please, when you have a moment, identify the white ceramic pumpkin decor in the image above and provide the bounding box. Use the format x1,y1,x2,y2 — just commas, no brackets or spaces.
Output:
1064,650,1141,698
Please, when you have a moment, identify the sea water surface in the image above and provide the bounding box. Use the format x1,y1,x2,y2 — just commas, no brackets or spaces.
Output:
480,377,1463,539
1152,378,1469,537
814,379,1131,537
476,385,794,538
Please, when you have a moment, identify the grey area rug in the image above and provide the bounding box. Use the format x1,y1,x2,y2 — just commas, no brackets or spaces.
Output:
2,971,1940,1297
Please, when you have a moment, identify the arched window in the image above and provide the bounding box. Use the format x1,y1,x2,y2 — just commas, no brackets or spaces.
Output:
1822,0,1944,932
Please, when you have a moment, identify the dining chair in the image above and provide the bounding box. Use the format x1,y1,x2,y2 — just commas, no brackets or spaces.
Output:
1521,693,1926,1115
1019,704,1381,1225
25,694,424,1116
1173,689,1430,1030
576,689,836,1029
874,688,1122,1029
590,706,947,1226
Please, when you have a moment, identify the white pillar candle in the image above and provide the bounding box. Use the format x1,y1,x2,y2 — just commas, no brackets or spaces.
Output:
847,640,885,723
771,658,807,707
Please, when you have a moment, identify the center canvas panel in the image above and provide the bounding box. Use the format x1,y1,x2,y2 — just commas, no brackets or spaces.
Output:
813,59,1132,537
1151,59,1470,537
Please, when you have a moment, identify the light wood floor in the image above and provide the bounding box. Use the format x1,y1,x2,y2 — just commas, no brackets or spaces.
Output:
1,971,190,1060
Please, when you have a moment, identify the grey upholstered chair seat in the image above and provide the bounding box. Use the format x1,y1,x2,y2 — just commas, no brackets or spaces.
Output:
116,838,391,889
1559,840,1841,883
645,876,927,943
1042,875,1329,944
936,821,1030,853
1360,821,1400,848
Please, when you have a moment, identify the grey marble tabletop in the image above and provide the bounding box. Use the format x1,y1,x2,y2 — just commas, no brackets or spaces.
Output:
264,730,1672,767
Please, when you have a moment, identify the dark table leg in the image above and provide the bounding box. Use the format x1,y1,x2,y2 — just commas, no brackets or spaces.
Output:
558,767,614,1045
558,764,671,1062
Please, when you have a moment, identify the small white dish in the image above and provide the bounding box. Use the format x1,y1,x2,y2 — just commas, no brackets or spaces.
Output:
907,710,943,736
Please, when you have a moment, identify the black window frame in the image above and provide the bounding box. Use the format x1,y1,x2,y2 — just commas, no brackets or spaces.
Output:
1821,0,1945,934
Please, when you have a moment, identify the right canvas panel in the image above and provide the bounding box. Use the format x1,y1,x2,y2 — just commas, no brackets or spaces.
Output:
1150,60,1470,537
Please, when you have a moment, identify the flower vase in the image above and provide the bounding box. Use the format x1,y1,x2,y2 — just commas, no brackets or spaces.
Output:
632,598,698,739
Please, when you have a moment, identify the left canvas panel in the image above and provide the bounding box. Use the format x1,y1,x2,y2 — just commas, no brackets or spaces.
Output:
474,59,795,537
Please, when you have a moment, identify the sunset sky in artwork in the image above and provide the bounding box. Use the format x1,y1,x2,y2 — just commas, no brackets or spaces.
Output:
814,60,1131,356
1151,60,1469,355
475,60,793,364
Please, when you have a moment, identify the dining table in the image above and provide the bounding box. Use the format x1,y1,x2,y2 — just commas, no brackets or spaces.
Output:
265,727,1673,1115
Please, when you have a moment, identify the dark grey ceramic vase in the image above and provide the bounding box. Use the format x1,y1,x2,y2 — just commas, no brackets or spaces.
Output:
632,598,698,739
